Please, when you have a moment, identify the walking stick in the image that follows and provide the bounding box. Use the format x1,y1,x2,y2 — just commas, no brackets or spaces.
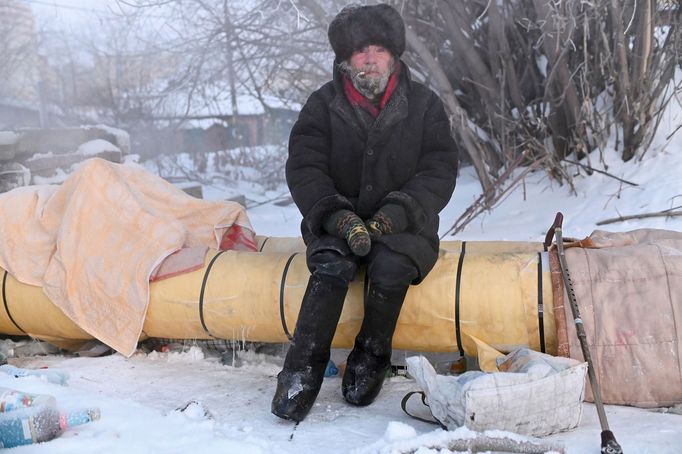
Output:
550,213,623,454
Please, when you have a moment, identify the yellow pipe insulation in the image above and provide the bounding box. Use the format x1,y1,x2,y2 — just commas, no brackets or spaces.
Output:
0,238,556,357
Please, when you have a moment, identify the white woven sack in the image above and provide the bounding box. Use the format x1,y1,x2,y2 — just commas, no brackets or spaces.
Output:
406,349,587,437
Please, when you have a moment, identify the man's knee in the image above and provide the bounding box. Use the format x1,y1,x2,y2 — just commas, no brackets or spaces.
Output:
367,247,418,288
307,250,357,286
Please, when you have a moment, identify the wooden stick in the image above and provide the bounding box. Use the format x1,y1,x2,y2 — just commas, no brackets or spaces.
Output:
597,210,682,225
562,159,638,187
666,123,682,141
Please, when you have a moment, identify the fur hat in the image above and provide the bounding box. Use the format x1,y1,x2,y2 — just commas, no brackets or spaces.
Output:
328,4,406,62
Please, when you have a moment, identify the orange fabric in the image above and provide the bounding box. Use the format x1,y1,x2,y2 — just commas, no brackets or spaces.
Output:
149,246,208,282
0,158,255,356
150,225,258,282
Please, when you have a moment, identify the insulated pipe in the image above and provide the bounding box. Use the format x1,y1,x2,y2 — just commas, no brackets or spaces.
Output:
0,239,556,356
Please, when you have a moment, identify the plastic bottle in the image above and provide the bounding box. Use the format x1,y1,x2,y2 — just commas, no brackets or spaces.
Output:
61,408,101,428
0,404,61,448
0,387,56,413
0,364,69,385
0,403,100,448
324,359,338,377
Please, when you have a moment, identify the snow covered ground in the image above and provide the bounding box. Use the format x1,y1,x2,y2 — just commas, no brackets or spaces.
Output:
1,344,681,453
2,103,682,452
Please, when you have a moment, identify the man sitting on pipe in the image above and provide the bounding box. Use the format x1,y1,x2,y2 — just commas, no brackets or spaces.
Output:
272,3,459,422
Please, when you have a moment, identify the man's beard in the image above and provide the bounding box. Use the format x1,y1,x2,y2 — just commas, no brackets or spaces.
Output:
340,59,395,101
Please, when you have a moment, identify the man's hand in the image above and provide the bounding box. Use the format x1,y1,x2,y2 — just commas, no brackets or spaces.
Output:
323,210,371,256
366,204,408,238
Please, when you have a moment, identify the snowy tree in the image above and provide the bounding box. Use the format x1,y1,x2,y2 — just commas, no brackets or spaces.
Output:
105,0,682,233
115,0,328,118
120,1,681,187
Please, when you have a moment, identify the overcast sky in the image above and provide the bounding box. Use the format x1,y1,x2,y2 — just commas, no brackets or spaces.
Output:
28,0,127,31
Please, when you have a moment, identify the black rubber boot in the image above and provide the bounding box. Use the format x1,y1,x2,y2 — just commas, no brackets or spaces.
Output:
271,274,347,422
342,283,408,406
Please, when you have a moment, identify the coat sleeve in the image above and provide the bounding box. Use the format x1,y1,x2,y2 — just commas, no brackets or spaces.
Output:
383,92,458,233
286,92,353,236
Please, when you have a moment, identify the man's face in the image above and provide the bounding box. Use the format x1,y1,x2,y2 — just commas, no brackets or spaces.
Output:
349,44,393,78
346,44,395,99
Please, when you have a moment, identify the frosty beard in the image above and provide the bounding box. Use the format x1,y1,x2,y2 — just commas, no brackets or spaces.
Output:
340,59,395,101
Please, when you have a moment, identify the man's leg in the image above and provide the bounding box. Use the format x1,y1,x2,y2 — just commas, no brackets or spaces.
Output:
272,248,357,422
342,244,417,406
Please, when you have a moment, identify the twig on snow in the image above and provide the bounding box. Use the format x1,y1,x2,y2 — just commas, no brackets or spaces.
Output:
562,159,638,187
596,209,682,225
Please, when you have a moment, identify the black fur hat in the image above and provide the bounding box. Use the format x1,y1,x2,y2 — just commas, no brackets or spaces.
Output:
328,4,406,62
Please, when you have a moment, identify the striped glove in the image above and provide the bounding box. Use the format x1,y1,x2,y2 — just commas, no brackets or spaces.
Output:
366,204,408,239
323,210,371,256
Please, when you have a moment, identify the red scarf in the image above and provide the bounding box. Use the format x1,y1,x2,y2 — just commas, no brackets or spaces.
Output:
343,64,401,118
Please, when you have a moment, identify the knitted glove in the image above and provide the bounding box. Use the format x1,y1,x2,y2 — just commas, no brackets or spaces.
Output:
323,210,371,256
366,204,408,239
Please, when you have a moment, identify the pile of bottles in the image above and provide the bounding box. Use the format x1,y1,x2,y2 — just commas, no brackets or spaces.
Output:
0,367,100,448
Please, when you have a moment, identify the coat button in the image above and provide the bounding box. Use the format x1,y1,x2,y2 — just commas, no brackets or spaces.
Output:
367,148,374,156
366,184,373,191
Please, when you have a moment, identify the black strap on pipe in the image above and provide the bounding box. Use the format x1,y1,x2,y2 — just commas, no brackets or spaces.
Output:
198,250,228,338
2,270,26,334
537,252,546,353
454,241,466,358
279,253,299,342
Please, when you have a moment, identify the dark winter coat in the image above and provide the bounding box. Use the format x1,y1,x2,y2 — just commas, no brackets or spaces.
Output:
286,61,458,282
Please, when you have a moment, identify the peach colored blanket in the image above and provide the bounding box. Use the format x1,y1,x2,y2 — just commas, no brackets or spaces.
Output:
553,228,682,407
0,158,255,356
